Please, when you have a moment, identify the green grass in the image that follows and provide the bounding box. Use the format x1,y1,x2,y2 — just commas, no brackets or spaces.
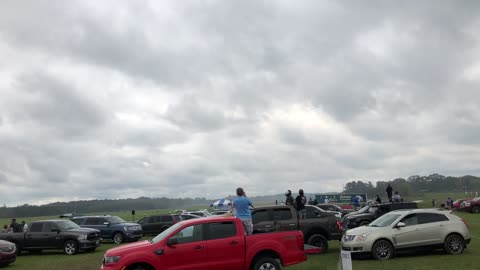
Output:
2,193,480,270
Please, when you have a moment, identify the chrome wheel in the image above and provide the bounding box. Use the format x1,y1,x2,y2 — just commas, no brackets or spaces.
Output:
113,233,124,244
253,257,281,270
372,240,393,260
64,240,78,255
445,234,464,255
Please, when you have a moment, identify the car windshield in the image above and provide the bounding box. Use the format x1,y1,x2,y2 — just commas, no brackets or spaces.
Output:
151,222,183,244
368,213,402,227
57,220,81,230
357,205,370,213
106,216,126,224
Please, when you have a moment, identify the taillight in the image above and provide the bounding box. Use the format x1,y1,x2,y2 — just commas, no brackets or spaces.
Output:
297,233,304,250
337,221,343,232
461,218,469,229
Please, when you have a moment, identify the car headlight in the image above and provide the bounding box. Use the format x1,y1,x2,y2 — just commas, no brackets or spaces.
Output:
356,233,370,241
104,255,121,264
77,235,87,240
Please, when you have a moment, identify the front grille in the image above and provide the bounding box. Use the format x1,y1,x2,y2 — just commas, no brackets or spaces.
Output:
0,245,16,254
87,232,102,240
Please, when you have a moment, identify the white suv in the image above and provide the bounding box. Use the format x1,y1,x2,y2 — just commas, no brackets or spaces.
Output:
341,208,471,260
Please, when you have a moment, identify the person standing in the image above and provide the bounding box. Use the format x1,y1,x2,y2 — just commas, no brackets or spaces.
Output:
285,190,294,206
9,219,19,233
386,184,393,202
232,187,253,235
375,195,382,204
295,189,307,219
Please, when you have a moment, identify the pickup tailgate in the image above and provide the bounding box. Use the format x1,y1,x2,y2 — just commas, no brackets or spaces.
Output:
245,231,306,268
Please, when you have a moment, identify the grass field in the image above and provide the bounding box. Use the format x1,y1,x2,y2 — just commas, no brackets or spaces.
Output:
1,193,479,270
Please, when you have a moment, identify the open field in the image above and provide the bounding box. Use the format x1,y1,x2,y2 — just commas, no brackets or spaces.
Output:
1,193,479,270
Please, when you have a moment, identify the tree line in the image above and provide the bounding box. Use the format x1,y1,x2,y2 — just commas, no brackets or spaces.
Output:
0,197,210,218
343,174,480,198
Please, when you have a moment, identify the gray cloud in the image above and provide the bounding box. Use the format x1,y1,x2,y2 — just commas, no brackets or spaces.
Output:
0,0,480,206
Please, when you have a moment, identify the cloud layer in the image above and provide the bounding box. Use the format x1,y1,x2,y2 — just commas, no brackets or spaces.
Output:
1,0,480,206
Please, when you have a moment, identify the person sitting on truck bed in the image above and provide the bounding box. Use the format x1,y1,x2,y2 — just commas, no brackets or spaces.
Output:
232,187,253,235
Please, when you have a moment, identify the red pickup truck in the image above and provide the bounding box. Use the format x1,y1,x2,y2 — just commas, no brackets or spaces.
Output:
100,216,307,270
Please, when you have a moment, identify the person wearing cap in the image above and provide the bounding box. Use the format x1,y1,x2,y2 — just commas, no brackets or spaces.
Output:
295,189,307,219
232,187,253,235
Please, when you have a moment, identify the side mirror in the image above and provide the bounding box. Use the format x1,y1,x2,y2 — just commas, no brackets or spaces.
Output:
103,222,110,226
167,238,178,246
395,222,406,228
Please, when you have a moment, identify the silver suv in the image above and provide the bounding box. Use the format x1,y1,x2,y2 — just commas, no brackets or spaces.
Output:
341,209,471,260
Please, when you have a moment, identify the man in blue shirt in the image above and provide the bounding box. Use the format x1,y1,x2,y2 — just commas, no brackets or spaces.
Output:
232,187,253,235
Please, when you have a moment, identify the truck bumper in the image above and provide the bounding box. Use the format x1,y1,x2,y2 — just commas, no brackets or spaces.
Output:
78,239,102,250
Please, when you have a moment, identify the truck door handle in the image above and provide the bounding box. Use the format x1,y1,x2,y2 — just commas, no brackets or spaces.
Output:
230,241,239,245
194,245,203,250
265,225,271,228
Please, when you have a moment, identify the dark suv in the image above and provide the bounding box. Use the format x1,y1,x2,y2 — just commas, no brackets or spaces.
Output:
71,216,143,244
342,202,418,230
137,215,182,235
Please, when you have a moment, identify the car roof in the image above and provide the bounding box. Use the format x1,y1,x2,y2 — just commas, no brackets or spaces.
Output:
71,215,113,219
389,208,451,215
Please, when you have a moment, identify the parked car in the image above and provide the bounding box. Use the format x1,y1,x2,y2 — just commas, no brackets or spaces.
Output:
210,210,230,215
180,214,201,220
341,209,472,260
251,205,343,253
0,220,101,255
137,215,182,235
100,216,308,270
316,203,354,216
462,197,480,213
0,240,16,266
71,216,143,244
453,199,471,209
182,211,211,217
342,202,418,230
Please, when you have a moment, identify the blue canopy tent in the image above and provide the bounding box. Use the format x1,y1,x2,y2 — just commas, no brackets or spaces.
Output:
210,198,232,210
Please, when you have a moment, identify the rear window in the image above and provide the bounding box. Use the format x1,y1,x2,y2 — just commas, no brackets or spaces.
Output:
207,222,237,240
252,209,270,224
273,208,292,221
160,216,173,222
29,223,43,232
418,213,449,224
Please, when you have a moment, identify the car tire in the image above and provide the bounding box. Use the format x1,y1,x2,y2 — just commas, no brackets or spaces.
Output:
444,234,465,255
472,206,480,214
113,232,125,244
372,239,394,260
252,257,281,270
64,240,79,255
307,234,328,253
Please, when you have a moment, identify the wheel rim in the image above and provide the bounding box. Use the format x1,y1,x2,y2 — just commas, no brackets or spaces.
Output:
259,262,277,270
375,241,391,259
114,233,123,243
65,242,76,255
473,207,479,213
447,236,463,254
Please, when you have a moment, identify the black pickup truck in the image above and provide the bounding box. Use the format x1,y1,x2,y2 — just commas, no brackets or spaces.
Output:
342,202,418,230
251,205,343,253
0,219,102,255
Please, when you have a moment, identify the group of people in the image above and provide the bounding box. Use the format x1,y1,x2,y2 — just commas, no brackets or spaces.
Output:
1,218,27,233
284,189,307,219
231,187,307,235
385,184,403,203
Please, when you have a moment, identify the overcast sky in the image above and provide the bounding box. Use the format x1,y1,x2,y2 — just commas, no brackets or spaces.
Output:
1,1,480,206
